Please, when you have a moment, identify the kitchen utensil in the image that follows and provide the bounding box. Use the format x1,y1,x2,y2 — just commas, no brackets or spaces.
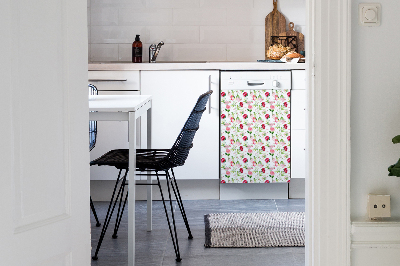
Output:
265,0,287,59
279,22,304,52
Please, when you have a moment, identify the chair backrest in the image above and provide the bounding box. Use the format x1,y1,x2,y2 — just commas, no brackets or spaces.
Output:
163,90,213,169
89,84,98,151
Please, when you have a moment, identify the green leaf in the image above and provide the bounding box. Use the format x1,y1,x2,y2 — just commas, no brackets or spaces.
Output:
388,158,400,177
392,135,400,144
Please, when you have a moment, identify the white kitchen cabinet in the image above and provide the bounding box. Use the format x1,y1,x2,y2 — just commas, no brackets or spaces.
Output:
291,90,306,130
88,71,141,180
141,70,220,180
291,129,306,179
291,70,306,180
292,70,306,90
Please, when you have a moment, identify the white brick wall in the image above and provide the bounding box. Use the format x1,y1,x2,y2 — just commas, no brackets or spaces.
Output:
88,0,306,62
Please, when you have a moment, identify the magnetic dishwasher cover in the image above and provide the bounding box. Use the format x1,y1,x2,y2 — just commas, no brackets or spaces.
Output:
220,71,291,183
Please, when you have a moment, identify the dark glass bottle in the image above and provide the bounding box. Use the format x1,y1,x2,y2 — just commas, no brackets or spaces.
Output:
132,35,142,63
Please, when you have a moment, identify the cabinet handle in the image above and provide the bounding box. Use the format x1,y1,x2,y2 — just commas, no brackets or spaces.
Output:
88,79,127,82
208,75,211,114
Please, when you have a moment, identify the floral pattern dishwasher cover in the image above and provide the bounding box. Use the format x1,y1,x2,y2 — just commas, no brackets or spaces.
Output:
220,89,291,183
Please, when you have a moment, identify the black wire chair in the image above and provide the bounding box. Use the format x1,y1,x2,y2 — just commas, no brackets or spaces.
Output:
89,84,101,228
90,90,213,262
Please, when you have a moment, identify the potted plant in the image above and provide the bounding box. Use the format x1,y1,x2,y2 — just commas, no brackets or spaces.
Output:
388,135,400,176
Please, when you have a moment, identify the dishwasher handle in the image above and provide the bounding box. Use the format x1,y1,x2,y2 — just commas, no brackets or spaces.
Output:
247,81,265,86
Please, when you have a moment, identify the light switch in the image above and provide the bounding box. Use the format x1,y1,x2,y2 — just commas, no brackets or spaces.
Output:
359,3,381,26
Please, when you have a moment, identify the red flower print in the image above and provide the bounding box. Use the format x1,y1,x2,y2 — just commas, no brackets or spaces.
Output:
243,136,248,141
221,114,226,119
221,158,226,163
284,168,288,173
265,114,270,119
243,180,248,183
243,92,248,97
265,136,270,141
221,92,226,97
240,124,244,129
240,102,244,107
243,114,248,119
287,92,291,97
221,180,226,183
284,124,288,129
284,146,288,151
261,124,266,129
265,180,270,183
243,158,248,163
287,180,290,183
239,146,244,151
287,158,291,163
265,158,270,163
287,136,291,141
221,136,226,141
261,146,266,151
287,114,291,119
240,168,243,173
284,102,288,107
261,102,266,107
265,92,270,97
261,168,265,173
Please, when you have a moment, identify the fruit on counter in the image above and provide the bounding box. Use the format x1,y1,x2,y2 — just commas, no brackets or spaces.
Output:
266,44,292,60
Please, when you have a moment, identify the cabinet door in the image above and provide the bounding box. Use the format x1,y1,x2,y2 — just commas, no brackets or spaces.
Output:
291,129,306,178
141,70,219,180
291,90,306,130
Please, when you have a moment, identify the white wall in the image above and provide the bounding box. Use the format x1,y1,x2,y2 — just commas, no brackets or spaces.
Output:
351,0,400,220
87,0,305,62
351,1,400,264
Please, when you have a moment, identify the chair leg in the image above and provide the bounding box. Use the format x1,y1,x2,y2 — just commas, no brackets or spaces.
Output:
169,169,193,239
92,169,128,261
156,171,182,262
112,178,128,239
90,196,101,227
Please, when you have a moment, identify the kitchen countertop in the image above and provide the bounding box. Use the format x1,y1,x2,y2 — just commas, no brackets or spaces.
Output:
89,62,307,71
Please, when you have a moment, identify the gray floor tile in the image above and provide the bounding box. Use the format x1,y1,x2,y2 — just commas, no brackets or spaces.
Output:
91,199,305,266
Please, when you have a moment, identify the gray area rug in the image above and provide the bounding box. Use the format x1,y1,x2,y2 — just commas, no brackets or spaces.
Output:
204,212,305,248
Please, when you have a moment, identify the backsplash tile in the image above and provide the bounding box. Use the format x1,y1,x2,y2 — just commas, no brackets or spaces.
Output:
200,26,253,44
91,7,119,26
147,26,199,44
91,26,146,43
173,8,227,26
145,0,199,9
91,44,119,62
227,8,267,26
173,44,226,61
119,8,173,26
88,0,305,62
227,43,264,61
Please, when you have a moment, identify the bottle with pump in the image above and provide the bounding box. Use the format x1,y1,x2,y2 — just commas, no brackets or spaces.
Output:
132,35,142,63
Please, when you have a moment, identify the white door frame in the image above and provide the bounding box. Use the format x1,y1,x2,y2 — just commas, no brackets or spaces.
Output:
306,0,351,265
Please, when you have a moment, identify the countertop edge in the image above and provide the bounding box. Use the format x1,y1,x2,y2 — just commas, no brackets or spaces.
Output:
88,62,307,71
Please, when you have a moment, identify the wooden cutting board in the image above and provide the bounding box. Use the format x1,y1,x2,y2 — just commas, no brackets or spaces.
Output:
265,0,286,59
279,22,304,52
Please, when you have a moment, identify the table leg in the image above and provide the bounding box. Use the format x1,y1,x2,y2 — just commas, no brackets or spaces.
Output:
147,105,153,232
128,112,136,266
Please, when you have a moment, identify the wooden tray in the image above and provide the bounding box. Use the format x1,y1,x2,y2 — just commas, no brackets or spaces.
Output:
279,22,304,52
265,0,286,59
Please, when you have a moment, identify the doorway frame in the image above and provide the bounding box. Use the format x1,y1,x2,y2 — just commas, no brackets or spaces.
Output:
306,0,351,265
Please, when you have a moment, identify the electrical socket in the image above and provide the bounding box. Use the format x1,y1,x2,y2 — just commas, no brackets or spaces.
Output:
368,194,391,220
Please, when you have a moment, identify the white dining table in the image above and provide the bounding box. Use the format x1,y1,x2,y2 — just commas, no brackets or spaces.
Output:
89,94,152,266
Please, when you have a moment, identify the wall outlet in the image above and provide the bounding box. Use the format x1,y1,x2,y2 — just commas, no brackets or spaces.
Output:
367,194,391,219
